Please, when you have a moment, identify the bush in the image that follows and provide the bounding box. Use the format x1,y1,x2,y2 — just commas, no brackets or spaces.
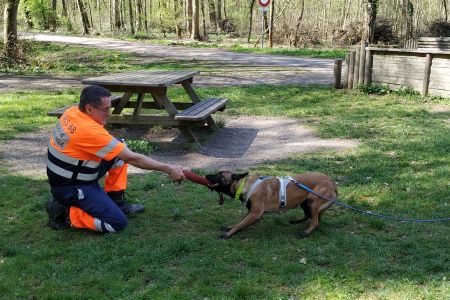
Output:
374,19,399,45
427,19,450,37
357,83,391,95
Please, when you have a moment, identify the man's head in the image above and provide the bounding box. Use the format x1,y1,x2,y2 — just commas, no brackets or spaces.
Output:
79,85,112,126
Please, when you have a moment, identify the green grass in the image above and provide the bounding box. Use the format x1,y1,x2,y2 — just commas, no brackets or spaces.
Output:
0,85,449,298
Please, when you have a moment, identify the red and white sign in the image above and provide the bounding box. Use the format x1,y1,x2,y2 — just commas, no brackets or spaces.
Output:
258,0,270,7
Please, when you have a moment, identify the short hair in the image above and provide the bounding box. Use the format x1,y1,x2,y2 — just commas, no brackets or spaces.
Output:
79,85,111,112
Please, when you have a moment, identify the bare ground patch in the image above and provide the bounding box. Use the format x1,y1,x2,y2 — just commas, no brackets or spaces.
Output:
0,116,358,177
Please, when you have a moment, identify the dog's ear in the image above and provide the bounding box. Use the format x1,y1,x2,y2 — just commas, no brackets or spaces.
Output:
231,172,249,181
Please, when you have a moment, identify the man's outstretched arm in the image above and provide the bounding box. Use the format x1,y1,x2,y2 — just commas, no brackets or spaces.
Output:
117,147,186,181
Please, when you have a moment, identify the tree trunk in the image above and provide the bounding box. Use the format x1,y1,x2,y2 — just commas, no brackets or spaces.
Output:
191,0,201,40
136,0,143,32
129,0,135,34
366,0,377,43
291,0,305,47
97,0,102,31
444,0,448,22
402,0,414,40
143,0,148,32
23,0,34,29
247,0,256,43
216,0,222,32
201,0,207,37
3,0,21,62
77,0,90,34
174,0,182,38
268,0,275,47
50,0,58,32
187,0,193,36
223,0,227,19
208,0,217,32
113,0,121,30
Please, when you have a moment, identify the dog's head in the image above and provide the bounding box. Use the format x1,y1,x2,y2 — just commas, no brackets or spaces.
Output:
205,171,249,205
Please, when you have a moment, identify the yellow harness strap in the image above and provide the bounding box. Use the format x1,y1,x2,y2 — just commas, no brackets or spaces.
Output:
234,178,247,201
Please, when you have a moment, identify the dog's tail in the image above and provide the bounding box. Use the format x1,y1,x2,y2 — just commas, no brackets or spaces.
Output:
333,182,339,198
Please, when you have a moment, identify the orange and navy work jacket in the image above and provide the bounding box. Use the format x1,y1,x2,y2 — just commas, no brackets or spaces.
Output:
47,106,125,186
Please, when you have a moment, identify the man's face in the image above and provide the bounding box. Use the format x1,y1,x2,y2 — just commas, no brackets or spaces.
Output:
86,96,112,126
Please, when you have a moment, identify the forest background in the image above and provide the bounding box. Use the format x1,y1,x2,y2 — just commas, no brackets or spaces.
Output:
2,0,450,63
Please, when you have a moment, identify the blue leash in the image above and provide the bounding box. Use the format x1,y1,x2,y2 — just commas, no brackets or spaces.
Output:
292,180,450,223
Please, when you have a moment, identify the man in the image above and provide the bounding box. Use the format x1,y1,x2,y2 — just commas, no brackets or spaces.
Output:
46,85,186,233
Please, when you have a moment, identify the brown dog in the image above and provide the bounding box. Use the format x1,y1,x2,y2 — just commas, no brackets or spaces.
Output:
205,171,338,239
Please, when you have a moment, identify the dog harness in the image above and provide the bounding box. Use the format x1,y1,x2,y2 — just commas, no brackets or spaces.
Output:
241,176,293,208
277,176,294,208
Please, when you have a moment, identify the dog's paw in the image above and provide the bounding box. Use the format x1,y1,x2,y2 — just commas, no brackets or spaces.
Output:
219,232,230,240
296,231,309,239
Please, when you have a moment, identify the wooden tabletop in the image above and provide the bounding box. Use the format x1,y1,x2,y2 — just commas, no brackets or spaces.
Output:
82,70,200,87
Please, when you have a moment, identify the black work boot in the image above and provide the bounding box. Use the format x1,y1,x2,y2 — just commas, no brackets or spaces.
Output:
45,198,70,230
107,191,144,214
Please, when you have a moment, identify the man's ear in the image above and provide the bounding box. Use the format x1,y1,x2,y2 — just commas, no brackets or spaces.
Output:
232,172,249,181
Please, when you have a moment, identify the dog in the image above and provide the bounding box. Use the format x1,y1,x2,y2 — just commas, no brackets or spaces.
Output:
205,171,338,239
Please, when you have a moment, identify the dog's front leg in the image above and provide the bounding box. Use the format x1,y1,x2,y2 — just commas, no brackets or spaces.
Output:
220,208,264,239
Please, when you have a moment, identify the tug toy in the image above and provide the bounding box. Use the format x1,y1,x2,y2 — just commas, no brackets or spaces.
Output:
183,170,212,186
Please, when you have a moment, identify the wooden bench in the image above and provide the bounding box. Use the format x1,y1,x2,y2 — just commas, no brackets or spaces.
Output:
47,95,122,118
417,37,450,51
174,98,228,121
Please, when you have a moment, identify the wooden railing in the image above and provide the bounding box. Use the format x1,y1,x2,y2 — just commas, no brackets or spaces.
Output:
334,37,450,97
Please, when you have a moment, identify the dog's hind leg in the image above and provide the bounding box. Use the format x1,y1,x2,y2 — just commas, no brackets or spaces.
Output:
220,207,264,239
289,200,311,224
298,198,321,238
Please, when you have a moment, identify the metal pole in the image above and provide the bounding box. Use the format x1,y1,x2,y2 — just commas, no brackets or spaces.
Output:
261,9,264,49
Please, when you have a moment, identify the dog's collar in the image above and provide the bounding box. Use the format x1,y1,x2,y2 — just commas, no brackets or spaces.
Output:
234,178,247,201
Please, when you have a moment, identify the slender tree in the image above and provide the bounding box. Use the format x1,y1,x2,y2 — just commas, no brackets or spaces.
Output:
444,0,448,22
3,0,21,62
50,0,57,31
216,0,222,32
208,0,217,31
77,0,91,34
268,0,275,47
366,0,377,43
191,0,201,40
129,0,135,34
174,0,182,38
247,0,256,42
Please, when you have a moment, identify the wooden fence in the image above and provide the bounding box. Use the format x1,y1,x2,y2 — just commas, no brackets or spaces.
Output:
334,37,450,98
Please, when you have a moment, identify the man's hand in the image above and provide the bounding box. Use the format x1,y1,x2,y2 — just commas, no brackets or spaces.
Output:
165,164,185,182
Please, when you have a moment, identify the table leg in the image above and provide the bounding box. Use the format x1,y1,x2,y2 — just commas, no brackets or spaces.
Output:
153,90,200,143
133,93,145,116
181,80,201,103
112,92,132,114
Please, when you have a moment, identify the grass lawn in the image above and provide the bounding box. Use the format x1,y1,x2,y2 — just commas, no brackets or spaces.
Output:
0,84,449,299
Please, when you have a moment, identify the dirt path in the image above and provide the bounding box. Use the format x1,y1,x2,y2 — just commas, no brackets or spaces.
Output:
1,33,334,92
1,33,358,175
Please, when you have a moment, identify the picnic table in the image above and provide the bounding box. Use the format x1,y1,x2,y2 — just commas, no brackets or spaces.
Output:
49,70,227,144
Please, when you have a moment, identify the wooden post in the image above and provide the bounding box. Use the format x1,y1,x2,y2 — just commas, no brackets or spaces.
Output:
334,59,343,89
358,40,367,84
343,53,350,89
423,53,433,96
364,49,373,84
353,48,360,88
348,51,356,89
